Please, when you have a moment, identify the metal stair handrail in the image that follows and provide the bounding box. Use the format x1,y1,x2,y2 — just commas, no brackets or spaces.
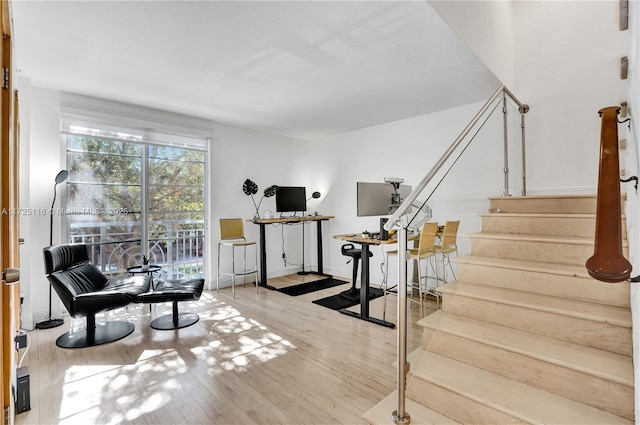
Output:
385,85,528,232
383,84,528,424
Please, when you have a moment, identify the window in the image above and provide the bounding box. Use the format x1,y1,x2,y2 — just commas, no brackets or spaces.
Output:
62,118,207,280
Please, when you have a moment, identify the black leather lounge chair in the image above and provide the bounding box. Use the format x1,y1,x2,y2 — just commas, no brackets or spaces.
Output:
43,244,151,348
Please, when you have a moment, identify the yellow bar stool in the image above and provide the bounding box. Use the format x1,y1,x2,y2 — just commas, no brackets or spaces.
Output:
383,222,439,318
217,218,259,298
435,220,460,284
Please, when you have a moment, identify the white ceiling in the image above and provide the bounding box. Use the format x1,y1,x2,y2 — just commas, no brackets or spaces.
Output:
12,1,500,141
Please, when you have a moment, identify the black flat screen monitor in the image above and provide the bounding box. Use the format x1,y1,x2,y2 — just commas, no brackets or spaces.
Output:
357,182,412,217
276,186,307,213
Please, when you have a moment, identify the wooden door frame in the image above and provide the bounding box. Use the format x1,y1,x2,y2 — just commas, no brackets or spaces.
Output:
1,0,19,422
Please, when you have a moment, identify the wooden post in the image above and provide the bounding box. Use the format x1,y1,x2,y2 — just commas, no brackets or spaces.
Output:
585,106,632,282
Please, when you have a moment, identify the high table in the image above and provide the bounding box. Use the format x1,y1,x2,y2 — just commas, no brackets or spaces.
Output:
127,264,162,289
333,233,419,328
248,215,335,287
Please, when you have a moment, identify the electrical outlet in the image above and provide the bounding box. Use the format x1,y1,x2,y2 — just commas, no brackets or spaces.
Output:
14,332,27,350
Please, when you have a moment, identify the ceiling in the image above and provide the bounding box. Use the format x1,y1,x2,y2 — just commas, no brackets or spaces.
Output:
12,1,501,141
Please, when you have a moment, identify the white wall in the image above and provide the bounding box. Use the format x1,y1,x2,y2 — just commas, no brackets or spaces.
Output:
432,1,628,194
18,82,309,328
208,121,312,287
514,0,628,193
309,100,506,285
429,0,515,88
17,77,32,330
19,83,64,329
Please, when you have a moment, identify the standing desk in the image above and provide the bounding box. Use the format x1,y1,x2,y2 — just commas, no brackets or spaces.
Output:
248,215,335,287
333,233,419,328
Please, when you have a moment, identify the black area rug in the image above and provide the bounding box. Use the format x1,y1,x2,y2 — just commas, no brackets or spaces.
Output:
276,277,348,296
312,287,384,311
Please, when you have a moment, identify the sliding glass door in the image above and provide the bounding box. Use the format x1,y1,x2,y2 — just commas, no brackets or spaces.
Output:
64,131,206,280
146,144,205,279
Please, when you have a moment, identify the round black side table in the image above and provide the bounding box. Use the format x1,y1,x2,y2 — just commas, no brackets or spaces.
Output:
127,265,162,289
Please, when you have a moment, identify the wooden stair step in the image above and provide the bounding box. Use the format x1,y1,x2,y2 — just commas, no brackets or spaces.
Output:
418,311,633,419
407,351,633,424
467,232,603,247
438,281,631,327
456,255,591,278
488,194,598,214
468,232,599,244
454,255,631,308
438,281,632,355
466,232,627,266
362,390,460,425
480,212,605,238
419,310,632,386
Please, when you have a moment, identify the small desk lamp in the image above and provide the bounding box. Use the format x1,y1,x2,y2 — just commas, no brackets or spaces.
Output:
309,191,321,205
298,191,321,275
35,169,68,330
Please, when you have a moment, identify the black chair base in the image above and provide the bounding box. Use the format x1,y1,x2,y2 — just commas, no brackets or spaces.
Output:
151,310,200,330
340,286,360,301
56,320,134,349
138,278,205,330
35,318,64,329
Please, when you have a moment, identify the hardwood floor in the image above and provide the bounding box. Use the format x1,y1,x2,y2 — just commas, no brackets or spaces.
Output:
16,274,432,425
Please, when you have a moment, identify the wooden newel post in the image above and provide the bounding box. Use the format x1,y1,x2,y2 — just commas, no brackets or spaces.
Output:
585,106,632,283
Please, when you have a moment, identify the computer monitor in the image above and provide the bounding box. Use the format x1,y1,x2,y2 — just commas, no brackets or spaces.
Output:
356,182,412,217
276,186,307,213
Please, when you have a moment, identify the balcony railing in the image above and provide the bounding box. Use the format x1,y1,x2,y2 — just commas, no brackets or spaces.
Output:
69,219,204,280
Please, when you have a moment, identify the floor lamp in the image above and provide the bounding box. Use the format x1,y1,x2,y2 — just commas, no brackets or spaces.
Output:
298,191,321,275
35,169,68,330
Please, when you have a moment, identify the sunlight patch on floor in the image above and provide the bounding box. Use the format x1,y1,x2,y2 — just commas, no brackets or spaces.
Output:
60,365,122,423
58,350,189,423
60,296,296,424
56,293,297,423
200,303,296,374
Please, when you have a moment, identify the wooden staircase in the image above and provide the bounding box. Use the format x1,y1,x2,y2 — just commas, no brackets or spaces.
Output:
364,194,633,425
